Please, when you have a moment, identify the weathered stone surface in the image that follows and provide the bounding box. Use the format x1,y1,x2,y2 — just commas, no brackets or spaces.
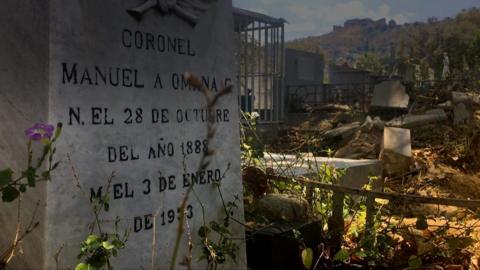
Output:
451,91,480,106
382,127,411,157
380,127,412,176
1,1,246,269
0,3,49,269
371,80,409,109
323,122,360,140
386,109,447,128
453,103,471,126
264,153,383,190
360,116,384,132
256,194,310,222
452,91,471,104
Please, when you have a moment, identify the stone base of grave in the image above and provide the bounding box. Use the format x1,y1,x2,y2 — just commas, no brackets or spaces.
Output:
246,221,323,270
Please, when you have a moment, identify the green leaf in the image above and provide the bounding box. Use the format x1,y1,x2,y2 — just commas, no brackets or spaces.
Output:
19,184,27,193
333,249,350,263
102,241,115,250
408,255,422,269
112,239,125,249
2,186,20,202
416,215,428,230
85,235,99,245
25,167,36,187
198,226,210,238
75,263,88,270
301,248,313,269
0,168,13,187
355,250,367,259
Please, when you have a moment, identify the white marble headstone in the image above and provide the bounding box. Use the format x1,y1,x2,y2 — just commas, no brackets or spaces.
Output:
2,1,246,269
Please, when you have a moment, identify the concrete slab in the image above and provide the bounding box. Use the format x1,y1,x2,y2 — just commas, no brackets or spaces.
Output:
264,153,383,190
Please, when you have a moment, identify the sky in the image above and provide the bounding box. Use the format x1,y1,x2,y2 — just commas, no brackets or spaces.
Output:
233,0,480,40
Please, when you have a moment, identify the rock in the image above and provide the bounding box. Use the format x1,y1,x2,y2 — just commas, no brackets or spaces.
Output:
436,100,452,108
371,80,409,109
453,102,471,126
360,116,384,132
386,110,447,128
256,193,310,222
323,122,360,140
380,127,412,176
360,116,374,132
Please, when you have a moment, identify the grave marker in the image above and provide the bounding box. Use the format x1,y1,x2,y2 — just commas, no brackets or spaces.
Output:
371,80,409,109
0,1,246,269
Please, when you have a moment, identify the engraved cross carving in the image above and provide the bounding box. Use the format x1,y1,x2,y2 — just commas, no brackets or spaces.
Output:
127,0,216,27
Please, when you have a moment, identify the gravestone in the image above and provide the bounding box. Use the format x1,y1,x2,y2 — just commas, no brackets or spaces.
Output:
371,80,409,109
0,1,246,269
454,103,471,126
380,127,412,176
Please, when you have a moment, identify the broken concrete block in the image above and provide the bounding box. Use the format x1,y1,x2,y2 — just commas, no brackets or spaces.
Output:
436,100,452,108
371,80,410,109
382,127,411,156
372,116,385,130
264,154,383,190
361,116,374,132
361,116,384,132
323,122,360,140
380,127,412,176
453,103,471,126
386,110,447,128
338,159,383,190
256,193,310,222
452,91,480,106
452,91,471,105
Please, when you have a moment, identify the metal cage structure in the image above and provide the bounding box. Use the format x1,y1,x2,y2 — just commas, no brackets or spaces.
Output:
233,8,286,123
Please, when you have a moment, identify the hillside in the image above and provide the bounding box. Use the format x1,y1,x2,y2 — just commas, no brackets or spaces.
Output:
287,7,480,69
287,18,404,63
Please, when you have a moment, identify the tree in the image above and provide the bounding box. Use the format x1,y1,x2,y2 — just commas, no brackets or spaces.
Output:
356,53,384,75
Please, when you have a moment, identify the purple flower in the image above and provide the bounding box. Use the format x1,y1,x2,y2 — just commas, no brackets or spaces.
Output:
25,123,55,141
